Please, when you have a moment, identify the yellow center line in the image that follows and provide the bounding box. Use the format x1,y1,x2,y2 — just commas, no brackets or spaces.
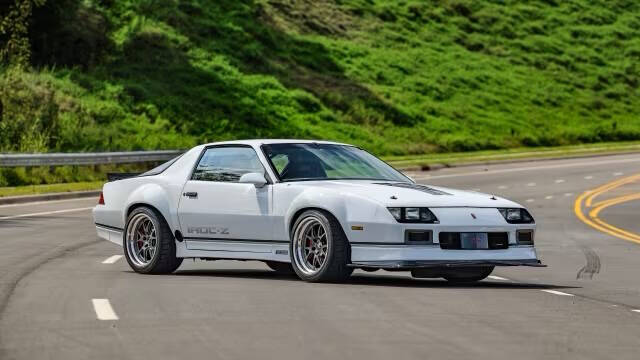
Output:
575,173,640,245
585,174,640,207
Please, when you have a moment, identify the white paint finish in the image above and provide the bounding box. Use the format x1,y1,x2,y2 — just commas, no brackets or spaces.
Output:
555,179,565,183
527,182,536,187
350,244,538,263
92,299,119,320
95,226,123,246
101,255,123,264
541,290,575,297
584,176,594,180
487,275,509,281
92,140,540,266
0,207,93,221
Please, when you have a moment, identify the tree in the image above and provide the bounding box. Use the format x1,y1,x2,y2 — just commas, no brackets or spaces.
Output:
0,0,45,66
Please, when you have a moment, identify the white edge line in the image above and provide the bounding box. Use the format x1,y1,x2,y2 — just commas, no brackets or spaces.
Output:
92,299,119,320
487,275,509,281
102,255,123,264
410,156,640,180
0,197,98,208
0,207,93,221
541,290,575,297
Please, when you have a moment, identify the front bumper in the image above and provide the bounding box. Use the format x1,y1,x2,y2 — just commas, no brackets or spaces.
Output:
350,243,543,269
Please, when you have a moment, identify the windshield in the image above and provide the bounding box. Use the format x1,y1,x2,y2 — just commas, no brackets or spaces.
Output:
262,143,410,182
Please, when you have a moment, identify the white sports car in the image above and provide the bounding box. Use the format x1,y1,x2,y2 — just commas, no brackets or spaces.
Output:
93,140,543,282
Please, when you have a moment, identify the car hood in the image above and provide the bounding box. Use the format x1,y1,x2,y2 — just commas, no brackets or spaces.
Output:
295,180,522,208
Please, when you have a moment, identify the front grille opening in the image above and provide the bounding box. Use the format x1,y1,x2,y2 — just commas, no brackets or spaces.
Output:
517,230,534,245
439,232,461,249
439,232,509,249
488,232,509,249
405,230,433,244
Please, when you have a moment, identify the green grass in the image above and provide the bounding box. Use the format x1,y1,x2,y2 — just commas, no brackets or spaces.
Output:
0,181,104,197
1,0,640,185
384,140,640,168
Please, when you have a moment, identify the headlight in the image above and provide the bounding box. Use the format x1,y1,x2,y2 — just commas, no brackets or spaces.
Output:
387,207,439,223
498,208,534,224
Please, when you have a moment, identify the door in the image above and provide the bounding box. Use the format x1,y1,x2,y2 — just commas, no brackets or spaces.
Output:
178,146,273,251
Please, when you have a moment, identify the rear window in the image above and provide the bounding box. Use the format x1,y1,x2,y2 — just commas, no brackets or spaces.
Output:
140,155,183,176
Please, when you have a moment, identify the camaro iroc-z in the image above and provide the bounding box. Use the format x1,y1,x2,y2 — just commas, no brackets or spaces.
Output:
93,140,543,282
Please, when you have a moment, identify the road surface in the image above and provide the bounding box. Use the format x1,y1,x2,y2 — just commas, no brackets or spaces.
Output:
2,153,640,359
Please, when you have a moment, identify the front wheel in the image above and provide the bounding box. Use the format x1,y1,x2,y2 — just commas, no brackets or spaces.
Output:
290,210,353,282
123,207,182,274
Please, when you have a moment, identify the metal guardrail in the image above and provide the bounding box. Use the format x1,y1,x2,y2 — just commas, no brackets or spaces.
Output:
0,150,184,167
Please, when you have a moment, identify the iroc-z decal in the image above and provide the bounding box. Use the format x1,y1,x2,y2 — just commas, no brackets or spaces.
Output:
187,226,230,235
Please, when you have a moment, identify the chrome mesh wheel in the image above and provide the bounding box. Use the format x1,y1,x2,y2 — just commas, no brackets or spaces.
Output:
292,216,329,276
125,213,158,267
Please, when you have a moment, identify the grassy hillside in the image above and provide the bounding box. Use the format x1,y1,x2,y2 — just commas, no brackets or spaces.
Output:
1,0,640,157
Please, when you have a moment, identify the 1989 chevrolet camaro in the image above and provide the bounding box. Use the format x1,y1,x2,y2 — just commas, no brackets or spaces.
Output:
93,140,543,282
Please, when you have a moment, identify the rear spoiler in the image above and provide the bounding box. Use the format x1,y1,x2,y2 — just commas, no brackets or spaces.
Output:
107,173,140,182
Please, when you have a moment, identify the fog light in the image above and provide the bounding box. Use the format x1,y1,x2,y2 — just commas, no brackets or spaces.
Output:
517,230,534,245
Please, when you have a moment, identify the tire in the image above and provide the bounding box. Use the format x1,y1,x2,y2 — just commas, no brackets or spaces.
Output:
290,210,353,282
442,266,494,283
265,261,295,274
123,206,182,274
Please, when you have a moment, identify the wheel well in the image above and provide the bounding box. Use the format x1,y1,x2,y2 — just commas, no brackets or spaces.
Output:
288,207,348,240
127,203,165,223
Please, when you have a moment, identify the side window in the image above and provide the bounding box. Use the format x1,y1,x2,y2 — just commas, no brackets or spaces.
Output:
270,154,289,174
192,147,265,182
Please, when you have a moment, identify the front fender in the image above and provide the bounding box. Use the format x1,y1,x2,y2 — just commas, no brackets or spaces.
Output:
284,189,392,241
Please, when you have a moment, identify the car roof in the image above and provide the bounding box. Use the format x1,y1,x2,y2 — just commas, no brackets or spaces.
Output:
200,139,353,147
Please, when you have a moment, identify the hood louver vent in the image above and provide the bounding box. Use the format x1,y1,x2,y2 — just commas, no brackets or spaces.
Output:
373,182,452,195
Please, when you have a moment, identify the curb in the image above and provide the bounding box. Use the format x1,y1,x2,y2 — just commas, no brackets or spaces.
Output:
0,190,101,205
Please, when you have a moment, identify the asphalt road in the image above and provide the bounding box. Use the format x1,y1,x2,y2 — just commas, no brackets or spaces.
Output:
2,153,640,360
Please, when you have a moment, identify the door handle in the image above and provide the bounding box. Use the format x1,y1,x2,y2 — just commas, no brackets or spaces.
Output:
183,192,198,198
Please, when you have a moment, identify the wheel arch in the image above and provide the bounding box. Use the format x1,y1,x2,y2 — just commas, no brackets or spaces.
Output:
123,182,178,234
288,206,349,242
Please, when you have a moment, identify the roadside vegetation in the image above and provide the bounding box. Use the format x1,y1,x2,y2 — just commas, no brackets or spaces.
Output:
1,0,640,186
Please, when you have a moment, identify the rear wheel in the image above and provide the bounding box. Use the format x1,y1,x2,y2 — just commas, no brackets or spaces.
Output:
265,261,295,274
442,266,494,283
124,207,182,274
290,210,353,282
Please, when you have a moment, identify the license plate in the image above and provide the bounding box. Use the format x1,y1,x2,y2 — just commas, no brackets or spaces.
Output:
460,233,489,249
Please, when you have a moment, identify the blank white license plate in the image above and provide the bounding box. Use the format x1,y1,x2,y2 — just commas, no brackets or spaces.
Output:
460,233,489,249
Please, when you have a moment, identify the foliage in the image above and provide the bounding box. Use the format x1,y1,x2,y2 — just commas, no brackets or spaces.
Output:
0,0,639,163
0,0,45,66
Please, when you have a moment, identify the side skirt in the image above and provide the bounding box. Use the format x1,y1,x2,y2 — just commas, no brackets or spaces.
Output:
176,238,291,262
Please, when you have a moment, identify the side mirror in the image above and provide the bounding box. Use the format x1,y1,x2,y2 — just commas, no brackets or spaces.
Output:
239,172,268,188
